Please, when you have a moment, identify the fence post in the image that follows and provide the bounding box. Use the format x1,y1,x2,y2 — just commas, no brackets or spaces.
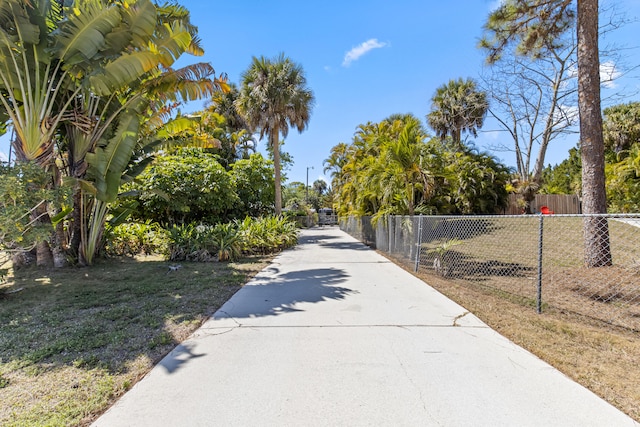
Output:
415,216,423,272
537,213,544,314
388,216,393,253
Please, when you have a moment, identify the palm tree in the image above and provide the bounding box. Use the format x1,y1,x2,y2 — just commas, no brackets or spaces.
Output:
323,142,349,188
427,78,488,148
236,54,315,215
379,118,429,216
208,83,249,132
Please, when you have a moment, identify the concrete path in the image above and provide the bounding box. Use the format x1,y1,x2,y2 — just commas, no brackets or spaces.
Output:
93,227,637,427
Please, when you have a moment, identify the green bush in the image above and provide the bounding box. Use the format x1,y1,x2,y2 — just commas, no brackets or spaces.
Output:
166,217,298,262
230,154,275,218
210,223,241,261
167,224,217,262
237,216,298,255
133,149,239,225
104,221,169,257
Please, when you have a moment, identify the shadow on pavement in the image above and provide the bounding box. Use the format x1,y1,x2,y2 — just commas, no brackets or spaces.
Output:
159,342,206,374
297,234,340,245
216,267,355,319
319,241,371,251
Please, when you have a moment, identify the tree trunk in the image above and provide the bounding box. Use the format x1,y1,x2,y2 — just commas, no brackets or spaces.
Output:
52,220,68,268
36,240,53,268
577,0,612,267
271,125,282,215
69,187,83,259
32,198,54,268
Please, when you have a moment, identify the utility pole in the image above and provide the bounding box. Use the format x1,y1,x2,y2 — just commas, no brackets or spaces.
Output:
306,166,314,203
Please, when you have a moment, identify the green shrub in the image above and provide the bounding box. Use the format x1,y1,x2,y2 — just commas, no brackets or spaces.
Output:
167,224,217,262
230,154,275,218
133,149,239,226
104,221,169,256
210,223,241,261
166,216,299,262
237,216,298,255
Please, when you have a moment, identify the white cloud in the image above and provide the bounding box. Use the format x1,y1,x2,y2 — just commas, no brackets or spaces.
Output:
0,151,7,163
342,38,388,67
481,130,502,141
567,61,621,89
553,104,579,125
600,61,621,89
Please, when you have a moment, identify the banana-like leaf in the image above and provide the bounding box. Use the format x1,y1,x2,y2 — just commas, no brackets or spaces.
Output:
154,115,198,138
62,176,99,196
51,206,73,226
147,187,171,201
152,21,192,68
102,26,132,56
101,0,156,55
86,113,140,202
89,50,159,95
108,200,139,226
0,5,41,93
125,0,157,46
0,1,40,45
121,154,155,182
55,2,122,66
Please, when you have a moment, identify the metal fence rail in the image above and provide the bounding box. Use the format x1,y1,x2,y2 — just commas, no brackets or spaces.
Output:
341,215,640,331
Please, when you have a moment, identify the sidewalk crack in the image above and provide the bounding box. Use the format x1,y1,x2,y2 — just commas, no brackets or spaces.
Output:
452,311,470,327
216,310,243,327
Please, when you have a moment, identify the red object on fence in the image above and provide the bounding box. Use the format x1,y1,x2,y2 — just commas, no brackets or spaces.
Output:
540,206,554,215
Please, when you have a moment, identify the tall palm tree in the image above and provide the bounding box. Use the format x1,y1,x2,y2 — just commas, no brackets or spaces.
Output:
382,118,429,216
427,78,488,148
323,142,349,188
236,54,315,215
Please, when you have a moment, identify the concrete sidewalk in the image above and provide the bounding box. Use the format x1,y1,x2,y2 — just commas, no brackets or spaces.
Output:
93,227,637,426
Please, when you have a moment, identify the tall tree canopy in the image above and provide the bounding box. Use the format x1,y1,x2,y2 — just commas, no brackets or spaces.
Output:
326,115,509,218
236,54,315,215
480,20,578,213
481,0,611,267
603,102,640,156
427,78,488,148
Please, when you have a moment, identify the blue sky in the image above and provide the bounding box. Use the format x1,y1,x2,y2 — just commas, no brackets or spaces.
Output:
1,0,640,186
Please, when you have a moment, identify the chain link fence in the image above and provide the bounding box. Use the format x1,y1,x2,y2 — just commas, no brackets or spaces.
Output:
340,215,640,331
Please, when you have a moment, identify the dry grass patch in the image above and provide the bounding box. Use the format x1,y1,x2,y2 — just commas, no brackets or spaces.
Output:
418,216,640,329
0,254,272,426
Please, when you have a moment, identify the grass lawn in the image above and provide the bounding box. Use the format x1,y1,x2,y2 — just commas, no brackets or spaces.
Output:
0,254,272,426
